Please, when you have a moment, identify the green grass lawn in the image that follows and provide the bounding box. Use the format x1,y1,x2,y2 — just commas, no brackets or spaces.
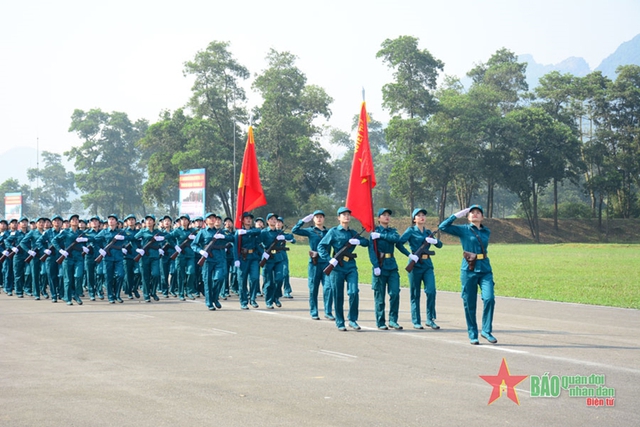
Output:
285,243,640,309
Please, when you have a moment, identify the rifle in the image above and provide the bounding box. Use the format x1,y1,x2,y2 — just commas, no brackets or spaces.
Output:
25,248,39,263
259,228,289,268
94,230,124,263
323,228,365,275
170,230,198,260
0,245,17,264
197,229,226,267
56,229,89,265
39,245,56,262
134,231,161,262
405,231,436,273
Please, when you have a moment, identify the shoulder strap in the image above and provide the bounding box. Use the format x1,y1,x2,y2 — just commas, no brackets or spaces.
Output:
468,227,486,257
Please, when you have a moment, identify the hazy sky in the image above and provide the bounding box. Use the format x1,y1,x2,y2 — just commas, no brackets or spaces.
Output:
1,0,639,181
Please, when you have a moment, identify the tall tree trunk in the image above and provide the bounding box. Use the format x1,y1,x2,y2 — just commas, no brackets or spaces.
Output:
532,183,540,243
486,179,494,218
553,178,559,231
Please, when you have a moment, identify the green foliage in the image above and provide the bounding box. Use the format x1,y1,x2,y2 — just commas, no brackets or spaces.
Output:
66,109,148,217
377,36,443,212
252,49,333,217
377,35,443,119
27,151,75,216
538,202,593,219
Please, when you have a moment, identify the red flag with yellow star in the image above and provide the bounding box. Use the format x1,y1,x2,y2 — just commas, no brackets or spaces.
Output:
345,101,377,232
234,126,267,228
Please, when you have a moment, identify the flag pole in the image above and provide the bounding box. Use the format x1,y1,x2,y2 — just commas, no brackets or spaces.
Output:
363,88,377,256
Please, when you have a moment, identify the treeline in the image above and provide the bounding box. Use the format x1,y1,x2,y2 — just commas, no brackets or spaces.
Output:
3,37,639,242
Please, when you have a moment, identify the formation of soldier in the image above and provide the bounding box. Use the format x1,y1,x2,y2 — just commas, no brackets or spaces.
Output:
1,205,497,344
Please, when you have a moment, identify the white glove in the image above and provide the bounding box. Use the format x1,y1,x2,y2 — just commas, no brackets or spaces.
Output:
115,234,125,240
302,213,314,223
122,248,128,255
99,248,107,257
82,246,90,254
262,252,270,260
454,208,470,218
59,249,69,258
373,267,381,276
276,235,285,241
2,250,10,256
44,249,52,256
174,245,182,253
234,260,240,268
426,237,438,244
237,229,247,235
329,258,338,267
153,235,165,241
28,250,37,257
214,233,225,239
158,249,165,256
136,248,145,256
349,238,360,245
409,254,419,263
188,234,196,240
199,250,208,258
370,232,381,240
76,237,88,243
11,247,19,253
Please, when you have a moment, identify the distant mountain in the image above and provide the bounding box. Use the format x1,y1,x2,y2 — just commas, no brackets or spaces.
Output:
596,33,640,79
520,33,640,89
519,54,591,90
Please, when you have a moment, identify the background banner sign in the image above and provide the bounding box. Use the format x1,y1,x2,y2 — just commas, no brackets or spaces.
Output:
179,169,206,219
4,192,22,221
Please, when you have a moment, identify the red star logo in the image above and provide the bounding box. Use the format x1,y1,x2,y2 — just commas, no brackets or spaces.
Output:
479,358,528,405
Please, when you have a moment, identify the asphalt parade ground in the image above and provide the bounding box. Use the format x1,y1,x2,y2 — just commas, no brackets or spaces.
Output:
1,277,639,427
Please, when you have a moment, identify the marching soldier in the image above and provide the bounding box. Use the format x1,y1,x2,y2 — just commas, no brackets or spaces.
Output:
0,218,7,292
134,214,167,303
37,215,63,302
277,217,295,299
122,214,140,299
96,214,129,303
221,217,238,299
260,213,293,309
6,217,30,298
192,213,233,310
83,215,102,301
369,208,410,330
292,210,334,320
170,214,197,301
1,218,18,295
53,214,87,305
317,207,369,331
159,215,176,298
234,212,262,309
439,205,497,345
400,209,443,330
20,216,48,299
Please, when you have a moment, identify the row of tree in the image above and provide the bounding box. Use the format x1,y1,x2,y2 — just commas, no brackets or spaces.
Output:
4,37,639,242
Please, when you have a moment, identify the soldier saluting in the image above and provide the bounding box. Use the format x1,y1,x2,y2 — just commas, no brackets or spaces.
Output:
292,210,333,321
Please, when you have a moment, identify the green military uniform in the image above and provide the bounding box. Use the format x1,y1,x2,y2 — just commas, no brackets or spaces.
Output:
291,210,333,320
317,207,369,331
400,208,443,329
368,209,410,329
52,215,87,305
439,205,496,345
